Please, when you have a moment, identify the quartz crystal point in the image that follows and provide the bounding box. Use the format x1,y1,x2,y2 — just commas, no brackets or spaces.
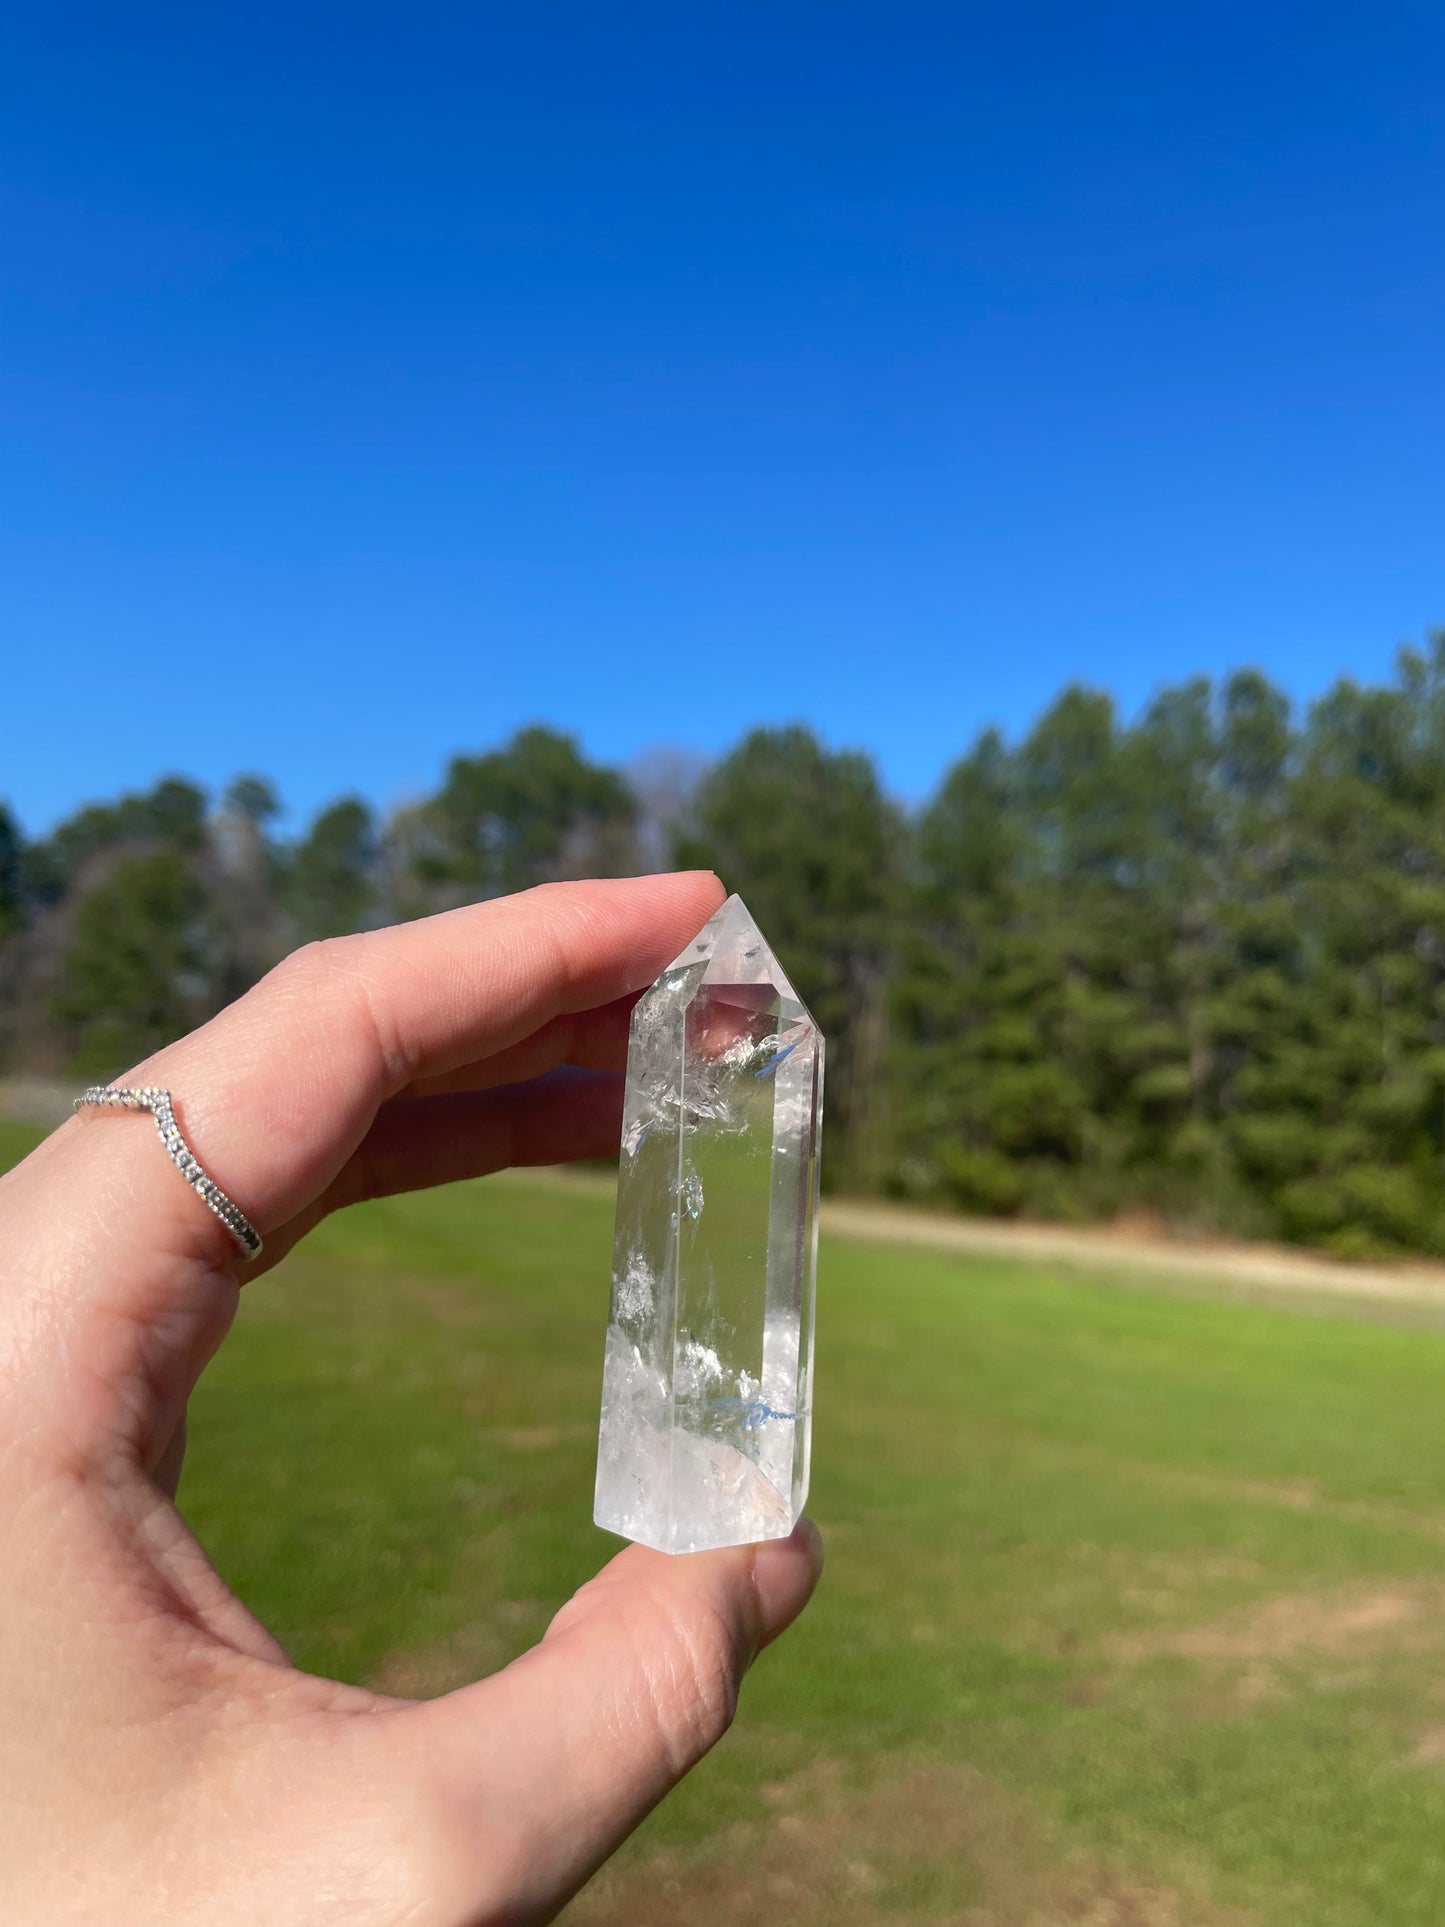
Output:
595,894,823,1554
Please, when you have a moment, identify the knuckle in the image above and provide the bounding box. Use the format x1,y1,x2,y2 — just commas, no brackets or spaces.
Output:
255,938,335,1010
545,1565,751,1779
268,934,353,990
516,882,608,999
263,934,415,1087
642,1595,743,1776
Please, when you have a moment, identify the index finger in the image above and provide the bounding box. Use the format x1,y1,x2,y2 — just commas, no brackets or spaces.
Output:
4,873,723,1335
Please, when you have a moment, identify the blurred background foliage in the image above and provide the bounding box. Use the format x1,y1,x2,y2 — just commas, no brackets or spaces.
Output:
9,636,1445,1257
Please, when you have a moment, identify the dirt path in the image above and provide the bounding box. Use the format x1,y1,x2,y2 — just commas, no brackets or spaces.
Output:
498,1162,1445,1311
821,1198,1445,1309
11,1075,1445,1311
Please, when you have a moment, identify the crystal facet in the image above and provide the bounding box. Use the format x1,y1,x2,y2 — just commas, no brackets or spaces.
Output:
594,894,824,1554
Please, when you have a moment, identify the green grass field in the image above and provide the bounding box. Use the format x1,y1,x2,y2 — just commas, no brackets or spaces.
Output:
8,1116,1445,1923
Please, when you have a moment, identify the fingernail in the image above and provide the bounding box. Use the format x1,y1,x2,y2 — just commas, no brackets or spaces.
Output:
794,1515,824,1572
751,1519,824,1646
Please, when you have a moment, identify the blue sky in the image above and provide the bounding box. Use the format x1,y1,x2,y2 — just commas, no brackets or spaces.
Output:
4,2,1442,834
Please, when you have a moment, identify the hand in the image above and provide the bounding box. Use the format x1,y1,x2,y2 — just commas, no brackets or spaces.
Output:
0,873,822,1925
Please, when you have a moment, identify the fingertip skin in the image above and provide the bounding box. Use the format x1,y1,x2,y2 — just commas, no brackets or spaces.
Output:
751,1518,824,1651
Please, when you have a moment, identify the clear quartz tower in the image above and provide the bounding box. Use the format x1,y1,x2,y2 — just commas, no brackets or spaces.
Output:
595,894,823,1554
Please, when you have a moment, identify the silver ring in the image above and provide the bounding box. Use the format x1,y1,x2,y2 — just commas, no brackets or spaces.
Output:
74,1086,264,1260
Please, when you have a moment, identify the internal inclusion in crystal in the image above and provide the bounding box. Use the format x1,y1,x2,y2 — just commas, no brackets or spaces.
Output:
594,895,824,1555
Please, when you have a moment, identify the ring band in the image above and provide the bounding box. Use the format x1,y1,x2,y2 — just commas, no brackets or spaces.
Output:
74,1086,264,1260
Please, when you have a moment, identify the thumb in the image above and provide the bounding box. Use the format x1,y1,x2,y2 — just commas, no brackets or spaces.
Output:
399,1522,823,1923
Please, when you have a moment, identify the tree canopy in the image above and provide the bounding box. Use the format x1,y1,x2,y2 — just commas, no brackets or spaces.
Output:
9,643,1445,1257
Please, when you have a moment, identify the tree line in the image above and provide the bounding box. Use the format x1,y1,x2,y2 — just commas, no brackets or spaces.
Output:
7,635,1445,1257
